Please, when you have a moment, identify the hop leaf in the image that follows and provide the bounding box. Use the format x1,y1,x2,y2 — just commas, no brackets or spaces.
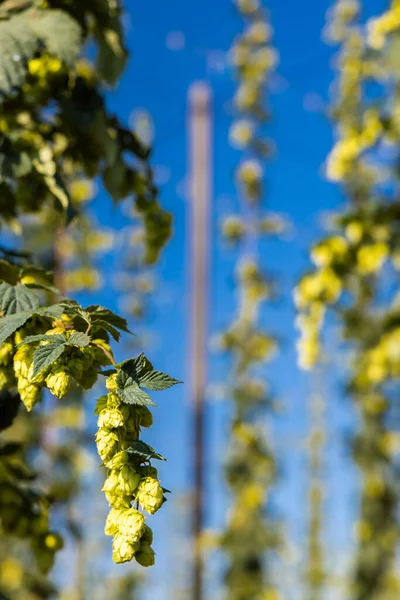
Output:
0,8,82,96
31,338,67,379
139,369,181,391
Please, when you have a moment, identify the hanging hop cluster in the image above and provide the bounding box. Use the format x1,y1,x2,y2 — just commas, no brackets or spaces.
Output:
217,3,284,598
95,355,180,565
11,318,113,411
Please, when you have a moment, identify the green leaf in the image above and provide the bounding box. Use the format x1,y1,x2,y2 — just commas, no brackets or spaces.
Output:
31,339,66,378
0,309,35,345
118,353,153,377
24,281,60,294
31,9,82,67
115,359,156,407
126,440,166,461
90,318,121,341
37,304,64,319
17,333,66,346
0,282,40,314
67,332,91,347
139,369,181,391
0,8,82,97
87,305,131,333
117,380,156,407
59,300,92,325
91,0,128,85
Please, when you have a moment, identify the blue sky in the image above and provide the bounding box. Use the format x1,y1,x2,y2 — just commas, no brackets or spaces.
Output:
59,0,390,597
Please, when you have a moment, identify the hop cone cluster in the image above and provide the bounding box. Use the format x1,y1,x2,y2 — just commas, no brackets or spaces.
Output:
96,372,166,565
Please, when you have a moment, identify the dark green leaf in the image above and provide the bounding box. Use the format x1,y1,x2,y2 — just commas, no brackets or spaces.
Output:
59,300,91,325
17,333,66,347
37,304,65,319
90,318,121,341
0,282,40,314
117,380,156,407
24,282,60,295
87,305,131,333
91,0,128,86
118,353,153,378
126,440,166,461
32,339,66,378
139,369,181,391
0,309,35,345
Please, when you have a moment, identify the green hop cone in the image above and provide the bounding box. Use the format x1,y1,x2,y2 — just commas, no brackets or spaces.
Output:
135,542,155,567
137,406,153,428
18,378,41,411
104,491,131,509
121,404,139,436
95,427,119,465
0,342,13,367
97,408,124,429
118,465,140,495
106,393,121,409
105,508,123,536
118,508,145,542
45,327,66,336
45,367,72,399
0,367,16,390
112,533,137,564
13,345,34,379
108,450,129,470
106,373,119,392
136,477,164,515
102,471,131,508
102,470,120,495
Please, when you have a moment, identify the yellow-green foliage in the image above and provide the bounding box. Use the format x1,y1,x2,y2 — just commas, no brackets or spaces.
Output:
218,2,285,598
296,1,400,598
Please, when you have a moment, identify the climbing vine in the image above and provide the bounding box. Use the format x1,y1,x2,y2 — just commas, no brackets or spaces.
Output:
296,1,400,597
0,0,176,585
218,1,284,598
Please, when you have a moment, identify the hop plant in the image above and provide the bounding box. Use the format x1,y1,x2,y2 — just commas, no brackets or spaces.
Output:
94,359,179,565
0,0,175,579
